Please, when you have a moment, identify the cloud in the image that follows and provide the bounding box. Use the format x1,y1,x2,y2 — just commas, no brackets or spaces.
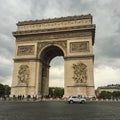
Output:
0,76,12,86
50,57,64,67
0,0,120,89
49,57,64,87
49,79,64,87
50,66,64,80
94,34,120,63
0,56,13,77
94,65,120,88
47,51,64,88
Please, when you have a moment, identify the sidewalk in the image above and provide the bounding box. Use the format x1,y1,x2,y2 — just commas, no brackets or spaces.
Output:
0,97,120,102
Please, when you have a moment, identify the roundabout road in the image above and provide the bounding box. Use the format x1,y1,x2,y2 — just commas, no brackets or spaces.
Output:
0,101,120,120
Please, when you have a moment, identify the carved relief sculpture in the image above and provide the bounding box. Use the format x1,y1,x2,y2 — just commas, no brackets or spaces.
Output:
72,62,87,83
18,65,30,85
70,41,89,53
17,45,35,56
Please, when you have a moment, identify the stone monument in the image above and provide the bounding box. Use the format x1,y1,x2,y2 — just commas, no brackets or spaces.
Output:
11,14,96,98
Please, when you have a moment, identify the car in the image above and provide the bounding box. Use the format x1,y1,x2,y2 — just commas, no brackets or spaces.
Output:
67,96,86,104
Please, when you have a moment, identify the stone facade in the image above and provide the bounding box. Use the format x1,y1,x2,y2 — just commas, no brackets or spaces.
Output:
11,14,96,98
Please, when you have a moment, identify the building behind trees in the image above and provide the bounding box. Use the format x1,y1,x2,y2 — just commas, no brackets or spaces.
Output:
96,84,120,99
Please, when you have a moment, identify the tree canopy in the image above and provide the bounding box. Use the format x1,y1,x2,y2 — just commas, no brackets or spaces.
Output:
98,91,120,99
0,83,11,97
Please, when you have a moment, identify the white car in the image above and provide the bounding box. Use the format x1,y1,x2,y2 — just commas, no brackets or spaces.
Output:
67,96,86,104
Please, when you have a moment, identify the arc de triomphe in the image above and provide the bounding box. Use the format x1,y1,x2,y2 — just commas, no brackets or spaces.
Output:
11,14,96,97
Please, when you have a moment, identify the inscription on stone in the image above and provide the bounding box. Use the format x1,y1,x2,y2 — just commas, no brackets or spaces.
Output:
17,45,35,56
70,41,89,52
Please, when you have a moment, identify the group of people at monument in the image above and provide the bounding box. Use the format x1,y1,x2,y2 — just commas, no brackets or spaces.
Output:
0,95,37,101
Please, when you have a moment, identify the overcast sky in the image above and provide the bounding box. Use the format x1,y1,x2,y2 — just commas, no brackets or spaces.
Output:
0,0,120,88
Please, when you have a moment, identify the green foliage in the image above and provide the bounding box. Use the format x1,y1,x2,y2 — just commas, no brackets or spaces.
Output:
0,83,11,97
0,83,5,97
98,91,120,99
112,91,120,98
4,85,11,95
99,91,112,99
49,87,64,98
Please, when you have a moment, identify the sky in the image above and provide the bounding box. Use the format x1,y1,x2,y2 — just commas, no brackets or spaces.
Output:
0,0,120,89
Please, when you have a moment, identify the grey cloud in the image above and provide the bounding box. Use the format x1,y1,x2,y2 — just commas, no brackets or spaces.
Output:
0,0,120,86
50,74,63,80
0,76,11,85
0,68,12,78
28,0,49,19
50,57,64,67
95,34,120,59
92,0,120,69
0,34,15,59
0,63,13,77
94,34,120,68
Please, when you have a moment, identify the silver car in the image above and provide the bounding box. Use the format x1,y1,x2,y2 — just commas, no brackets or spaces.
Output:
67,96,86,104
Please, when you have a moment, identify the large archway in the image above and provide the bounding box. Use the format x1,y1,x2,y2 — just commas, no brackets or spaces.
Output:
11,14,96,98
38,45,64,96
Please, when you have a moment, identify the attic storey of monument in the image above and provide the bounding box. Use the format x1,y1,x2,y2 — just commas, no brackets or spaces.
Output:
11,14,96,97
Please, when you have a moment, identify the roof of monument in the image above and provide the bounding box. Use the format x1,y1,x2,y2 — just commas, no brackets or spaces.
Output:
17,14,92,26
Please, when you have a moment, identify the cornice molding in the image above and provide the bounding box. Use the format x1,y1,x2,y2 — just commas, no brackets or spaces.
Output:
14,58,40,62
64,54,94,60
17,14,92,26
13,25,95,36
67,85,94,87
11,86,35,88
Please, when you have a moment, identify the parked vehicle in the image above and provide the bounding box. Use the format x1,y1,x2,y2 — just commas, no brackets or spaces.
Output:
67,96,86,104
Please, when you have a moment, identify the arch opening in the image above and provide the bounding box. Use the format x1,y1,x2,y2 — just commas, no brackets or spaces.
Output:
49,57,64,98
39,45,64,96
40,45,64,65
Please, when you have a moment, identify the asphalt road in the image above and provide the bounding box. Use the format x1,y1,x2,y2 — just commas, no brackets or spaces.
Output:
0,101,120,120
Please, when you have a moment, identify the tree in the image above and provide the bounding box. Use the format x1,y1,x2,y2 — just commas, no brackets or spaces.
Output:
0,83,11,97
0,83,5,97
4,85,11,95
112,91,120,99
98,91,112,99
54,88,64,98
49,87,64,98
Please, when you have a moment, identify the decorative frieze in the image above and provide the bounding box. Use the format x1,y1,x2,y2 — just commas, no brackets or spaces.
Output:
72,62,87,83
17,45,35,56
70,41,89,53
17,19,91,31
17,65,30,85
16,31,92,42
